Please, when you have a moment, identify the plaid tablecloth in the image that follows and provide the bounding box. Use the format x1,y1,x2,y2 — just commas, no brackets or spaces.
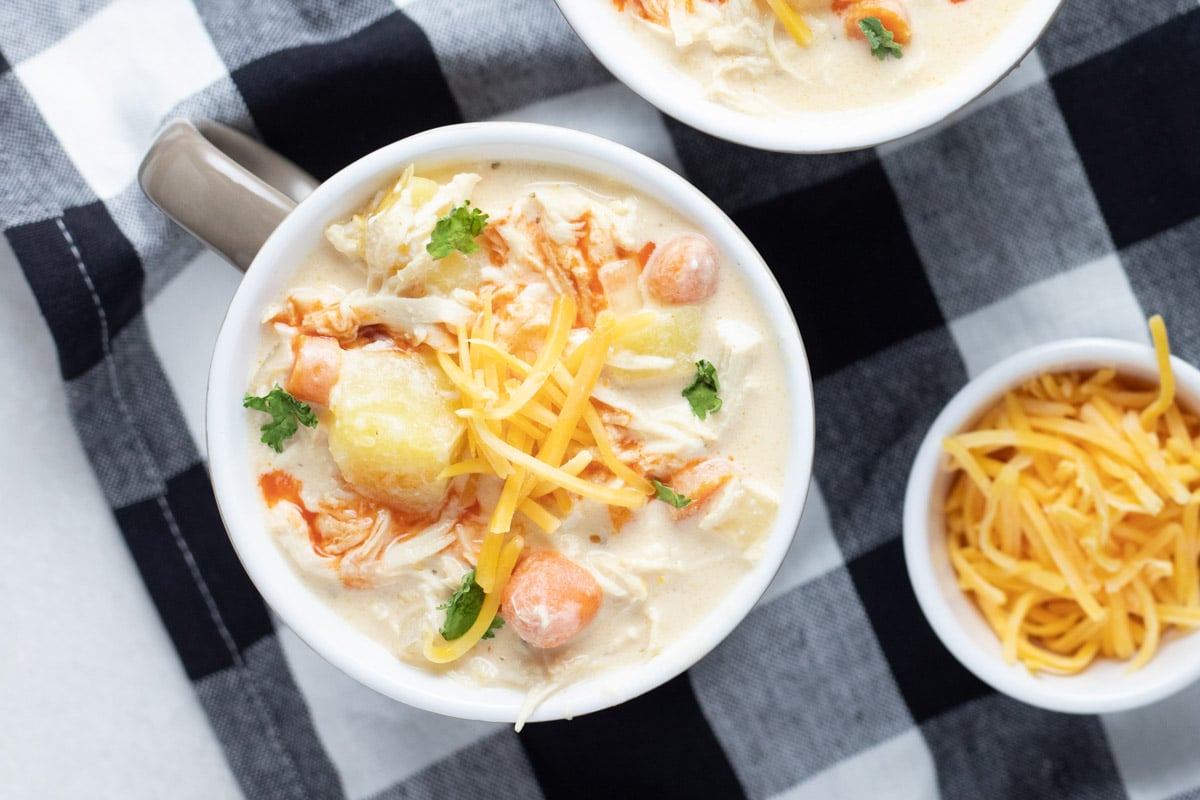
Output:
3,0,1199,797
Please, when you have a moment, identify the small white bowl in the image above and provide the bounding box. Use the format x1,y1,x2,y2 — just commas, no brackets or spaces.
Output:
205,122,816,724
904,338,1200,714
553,0,1064,153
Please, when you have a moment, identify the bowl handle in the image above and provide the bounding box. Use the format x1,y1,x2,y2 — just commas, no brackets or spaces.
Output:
138,119,319,271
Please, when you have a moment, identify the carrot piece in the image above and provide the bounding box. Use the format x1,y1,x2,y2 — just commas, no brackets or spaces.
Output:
500,550,602,649
286,335,342,407
668,458,735,520
636,241,657,269
843,0,912,45
642,233,720,306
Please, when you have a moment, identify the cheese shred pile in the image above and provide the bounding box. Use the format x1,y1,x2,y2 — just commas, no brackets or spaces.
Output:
944,316,1200,675
423,294,654,663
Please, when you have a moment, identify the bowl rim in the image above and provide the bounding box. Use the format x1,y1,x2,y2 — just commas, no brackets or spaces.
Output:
552,0,1066,153
903,337,1200,714
205,120,816,723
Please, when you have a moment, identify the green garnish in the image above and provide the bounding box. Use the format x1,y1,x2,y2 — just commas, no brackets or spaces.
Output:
427,201,489,259
438,570,504,641
859,17,903,60
653,479,693,509
682,359,722,419
243,386,318,453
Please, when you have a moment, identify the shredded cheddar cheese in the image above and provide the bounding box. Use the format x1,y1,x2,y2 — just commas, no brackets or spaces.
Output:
427,294,654,659
944,316,1200,674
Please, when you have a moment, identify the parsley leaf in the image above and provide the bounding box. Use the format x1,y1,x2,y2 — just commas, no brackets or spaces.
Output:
438,570,504,640
859,17,903,60
682,359,723,419
653,479,693,509
243,386,318,453
427,201,489,259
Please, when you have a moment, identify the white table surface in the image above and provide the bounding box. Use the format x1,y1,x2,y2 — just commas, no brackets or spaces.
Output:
0,236,242,799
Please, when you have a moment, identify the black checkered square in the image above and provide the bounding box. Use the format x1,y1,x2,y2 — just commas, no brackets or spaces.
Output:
231,10,462,180
922,695,1125,799
1038,0,1195,75
734,160,943,379
195,0,394,71
1053,10,1200,250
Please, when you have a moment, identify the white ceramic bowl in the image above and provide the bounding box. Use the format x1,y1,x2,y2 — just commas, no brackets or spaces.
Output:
206,122,816,723
553,0,1064,153
904,338,1200,714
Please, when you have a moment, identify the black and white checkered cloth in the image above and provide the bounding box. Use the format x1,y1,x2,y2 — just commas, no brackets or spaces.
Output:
4,0,1200,797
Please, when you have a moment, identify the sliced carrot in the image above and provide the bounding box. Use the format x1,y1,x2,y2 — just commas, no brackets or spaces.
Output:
843,0,912,45
286,335,342,407
636,241,657,269
668,458,735,520
500,550,602,649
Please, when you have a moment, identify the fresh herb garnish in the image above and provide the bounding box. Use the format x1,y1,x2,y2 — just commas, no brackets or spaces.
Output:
859,17,903,60
438,570,504,640
682,359,723,419
427,201,489,259
243,386,318,453
653,479,693,509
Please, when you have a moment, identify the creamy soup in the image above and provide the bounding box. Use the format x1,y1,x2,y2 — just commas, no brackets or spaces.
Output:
244,161,789,716
614,0,1026,115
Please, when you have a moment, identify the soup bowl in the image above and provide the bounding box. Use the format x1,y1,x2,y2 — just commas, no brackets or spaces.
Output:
904,337,1200,714
139,119,816,723
553,0,1065,152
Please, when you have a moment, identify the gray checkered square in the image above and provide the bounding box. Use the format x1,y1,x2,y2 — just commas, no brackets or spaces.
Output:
1121,218,1200,365
197,634,344,800
0,0,109,65
365,730,544,800
108,77,257,299
666,117,877,215
195,0,395,72
691,566,913,799
814,327,966,560
70,315,200,508
405,0,611,121
922,694,1125,800
1039,0,1195,75
0,73,94,228
883,84,1112,321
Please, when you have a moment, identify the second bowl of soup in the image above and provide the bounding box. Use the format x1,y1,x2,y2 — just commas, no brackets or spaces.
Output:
554,0,1064,152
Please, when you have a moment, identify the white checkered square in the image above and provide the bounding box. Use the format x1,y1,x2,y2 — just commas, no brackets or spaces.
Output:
948,254,1148,378
758,483,844,607
16,0,227,199
770,729,938,800
1103,678,1200,800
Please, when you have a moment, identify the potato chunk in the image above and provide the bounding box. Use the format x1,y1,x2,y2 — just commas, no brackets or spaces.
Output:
608,307,701,378
328,348,463,512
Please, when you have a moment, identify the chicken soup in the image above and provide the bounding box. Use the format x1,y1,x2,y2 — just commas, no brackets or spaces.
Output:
243,160,790,714
613,0,1028,116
